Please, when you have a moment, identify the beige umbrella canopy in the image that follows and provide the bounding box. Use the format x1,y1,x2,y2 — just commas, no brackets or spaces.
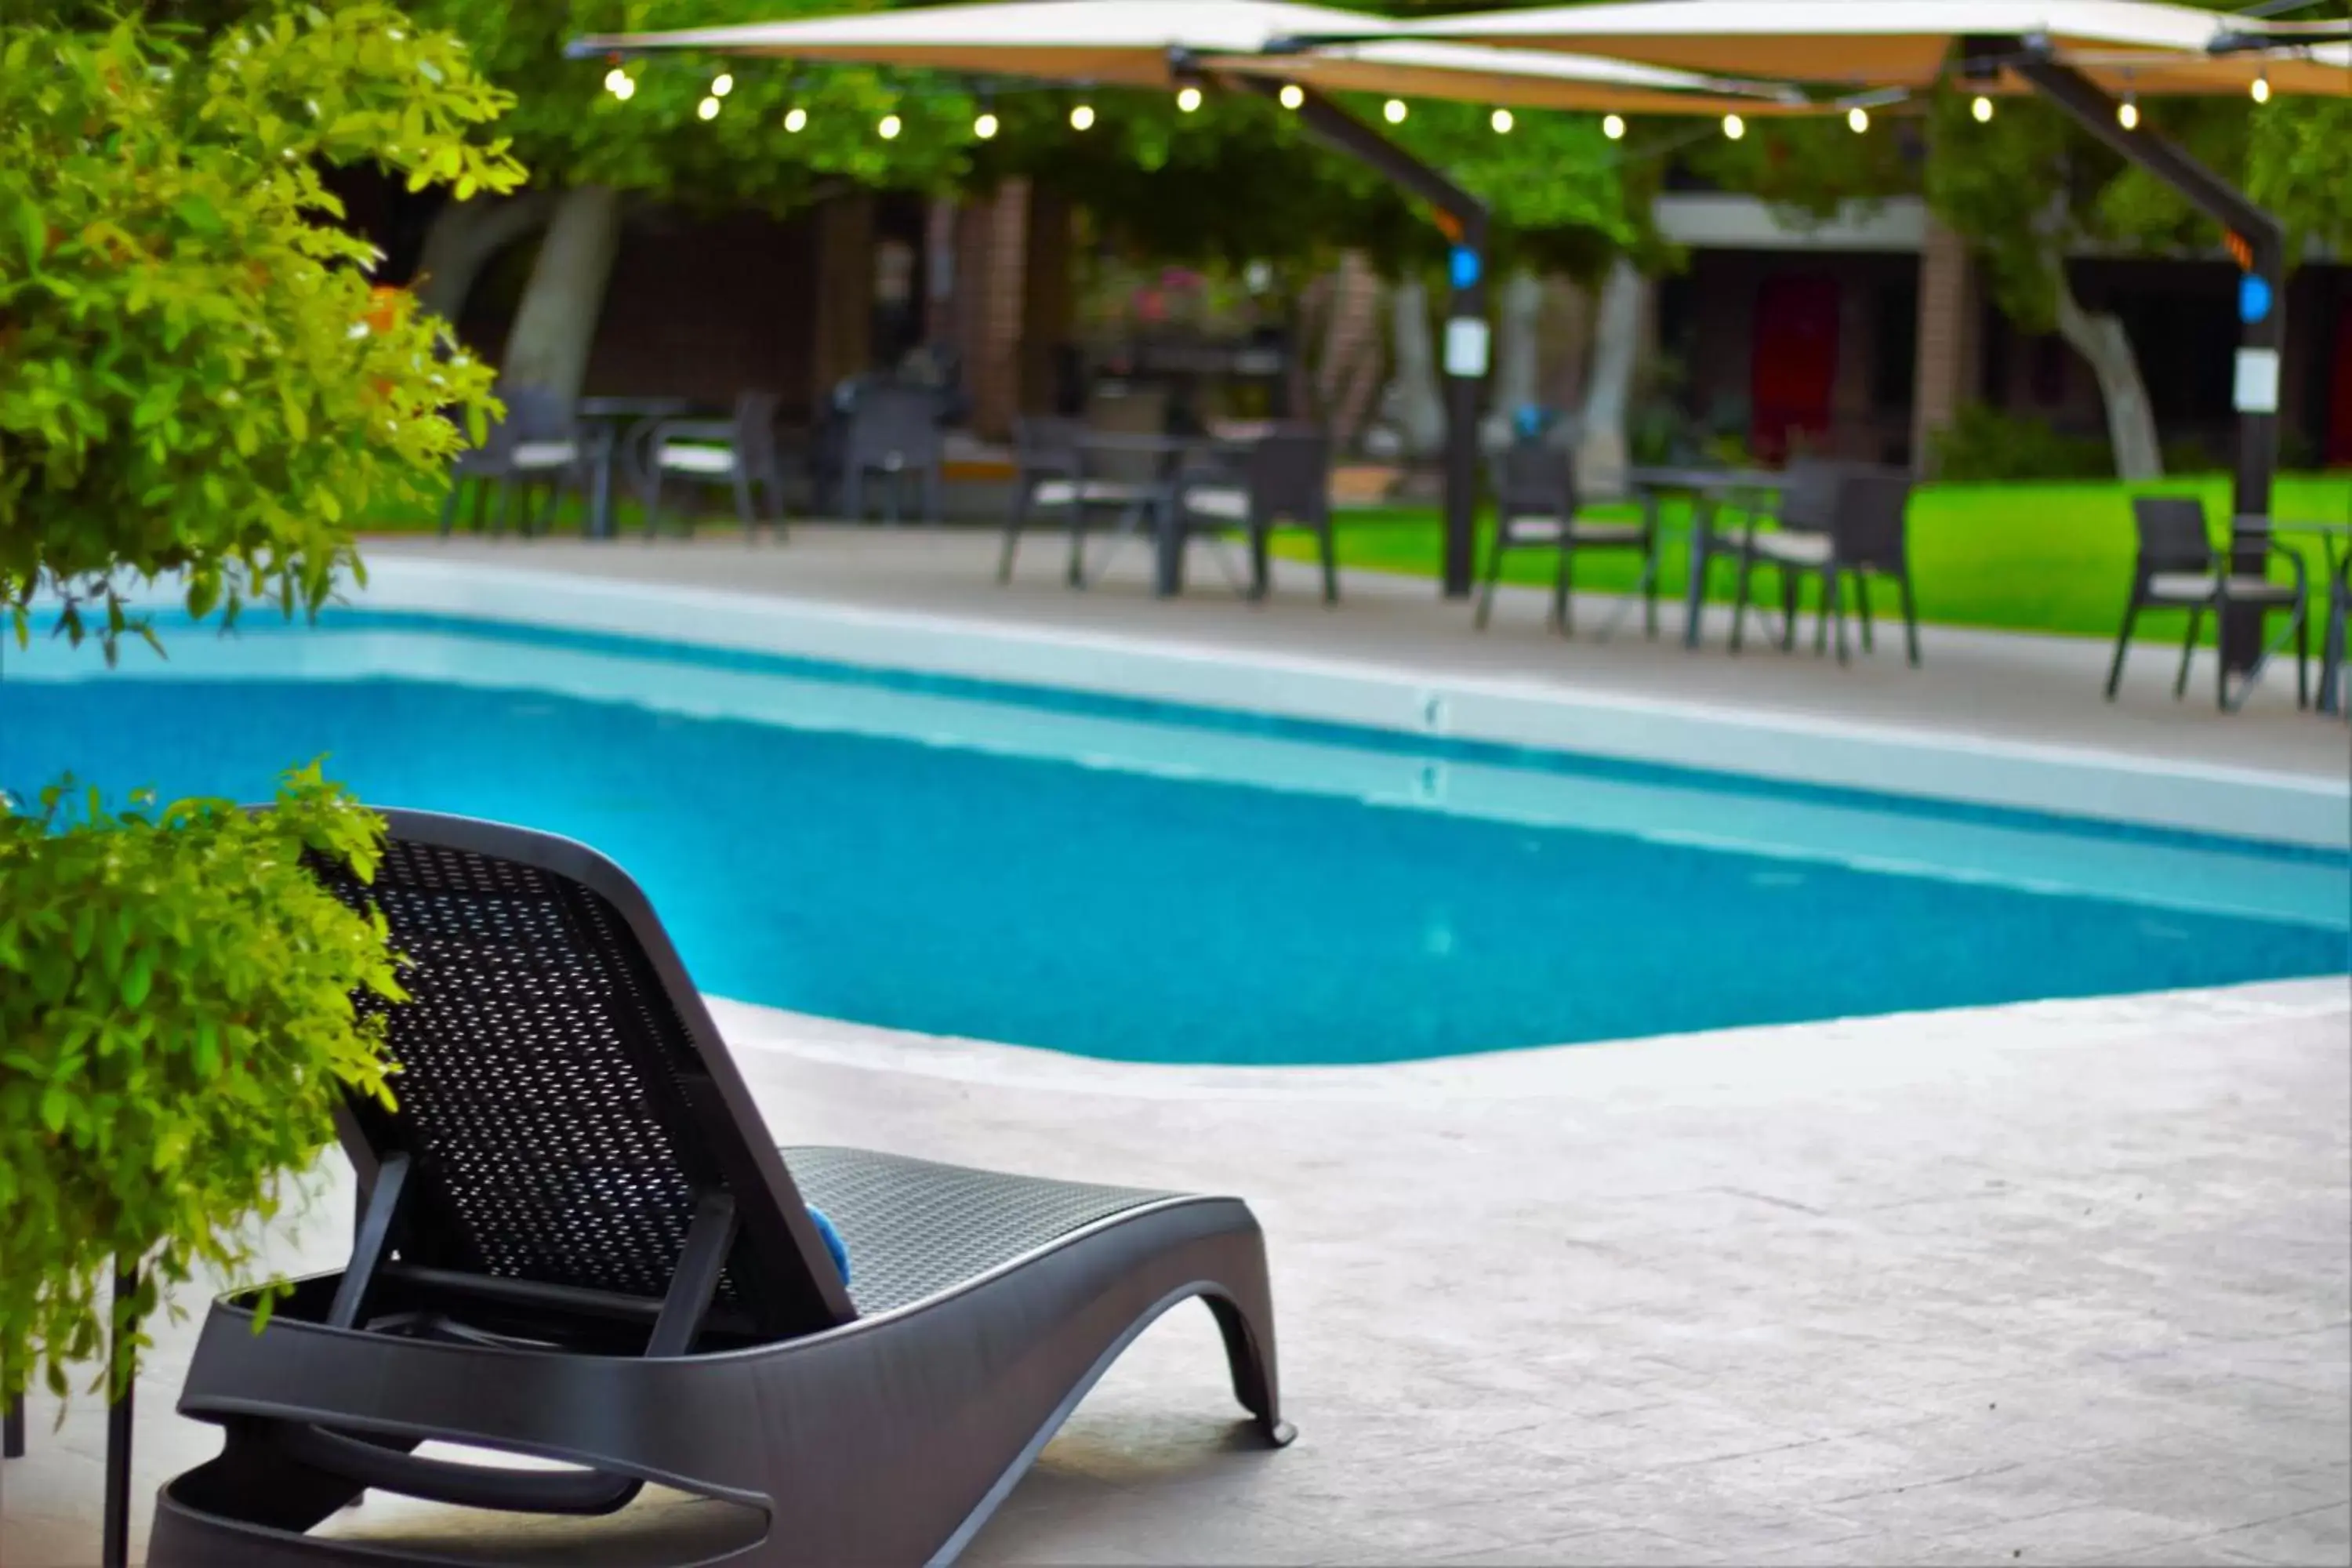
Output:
571,0,1813,114
1352,0,2352,99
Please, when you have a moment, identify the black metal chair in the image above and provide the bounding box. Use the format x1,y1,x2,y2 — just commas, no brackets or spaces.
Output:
639,390,787,542
147,810,1291,1568
997,416,1160,587
1475,439,1657,637
840,385,947,525
1176,427,1338,603
437,388,586,539
2105,496,2308,712
1732,465,1920,666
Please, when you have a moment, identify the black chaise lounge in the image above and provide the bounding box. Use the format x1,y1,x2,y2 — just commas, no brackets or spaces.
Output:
149,810,1292,1568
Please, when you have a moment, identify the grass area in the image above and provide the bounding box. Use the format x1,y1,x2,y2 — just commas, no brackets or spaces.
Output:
1287,474,2352,643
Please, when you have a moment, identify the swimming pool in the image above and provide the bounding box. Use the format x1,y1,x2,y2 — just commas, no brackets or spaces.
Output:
5,608,2345,1065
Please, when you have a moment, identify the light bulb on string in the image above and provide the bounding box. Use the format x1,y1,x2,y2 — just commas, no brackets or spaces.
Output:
878,112,902,140
2118,96,2139,129
784,106,807,132
1847,105,1870,132
697,95,720,121
1069,102,1095,131
1279,83,1304,110
1722,113,1745,140
612,75,636,102
603,67,627,93
1602,114,1624,140
2251,72,2270,103
1971,93,1994,122
1490,107,1513,133
975,110,999,139
1383,98,1407,124
1177,85,1203,113
710,72,733,97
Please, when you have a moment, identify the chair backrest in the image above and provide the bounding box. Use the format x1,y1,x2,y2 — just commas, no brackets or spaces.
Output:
1776,456,1857,533
732,390,783,470
1491,440,1576,522
1014,416,1084,474
1827,466,1913,572
1243,426,1331,524
499,387,577,445
2131,495,2215,576
312,811,856,1344
845,385,946,469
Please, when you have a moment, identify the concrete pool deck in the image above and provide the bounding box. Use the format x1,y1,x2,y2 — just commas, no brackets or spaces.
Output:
352,529,2351,848
3,978,2347,1566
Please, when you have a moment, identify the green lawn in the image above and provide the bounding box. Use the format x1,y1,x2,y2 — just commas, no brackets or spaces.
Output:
1286,474,2352,644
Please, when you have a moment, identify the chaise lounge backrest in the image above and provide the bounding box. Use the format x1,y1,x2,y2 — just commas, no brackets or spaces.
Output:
311,810,857,1347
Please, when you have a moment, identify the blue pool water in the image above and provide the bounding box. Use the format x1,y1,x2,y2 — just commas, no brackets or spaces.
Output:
5,611,2345,1065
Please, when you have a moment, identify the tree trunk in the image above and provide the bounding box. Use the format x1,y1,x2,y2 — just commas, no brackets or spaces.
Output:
2053,268,2163,481
500,184,623,401
1577,255,1646,500
1315,251,1385,451
410,191,554,328
1383,277,1445,462
1481,270,1544,451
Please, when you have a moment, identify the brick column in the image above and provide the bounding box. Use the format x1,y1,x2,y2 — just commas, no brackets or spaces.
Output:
964,180,1032,442
1019,186,1074,417
1911,217,1978,474
810,192,875,406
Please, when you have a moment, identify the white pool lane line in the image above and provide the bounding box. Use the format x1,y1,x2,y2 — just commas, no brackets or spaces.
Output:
13,618,2345,931
29,554,2352,852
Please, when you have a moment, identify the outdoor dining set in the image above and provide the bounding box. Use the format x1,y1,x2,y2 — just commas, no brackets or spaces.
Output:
438,387,2351,721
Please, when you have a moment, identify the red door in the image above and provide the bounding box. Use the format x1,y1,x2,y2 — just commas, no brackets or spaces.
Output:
1751,274,1842,464
2328,296,2352,467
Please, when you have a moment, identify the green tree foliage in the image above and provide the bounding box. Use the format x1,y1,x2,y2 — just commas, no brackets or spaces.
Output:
0,5,523,648
0,770,405,1402
0,2,517,1403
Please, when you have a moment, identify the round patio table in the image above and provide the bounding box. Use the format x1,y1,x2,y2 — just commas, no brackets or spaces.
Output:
2252,517,2352,717
1625,466,1788,648
1072,430,1248,597
576,397,696,539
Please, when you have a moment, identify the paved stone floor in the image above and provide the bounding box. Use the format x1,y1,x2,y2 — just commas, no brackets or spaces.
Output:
5,980,2347,1566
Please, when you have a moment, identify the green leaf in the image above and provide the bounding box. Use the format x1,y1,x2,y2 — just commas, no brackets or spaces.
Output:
119,949,154,1009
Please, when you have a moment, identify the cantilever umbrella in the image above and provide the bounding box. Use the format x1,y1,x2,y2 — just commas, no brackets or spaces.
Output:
1348,0,2352,97
569,0,1808,115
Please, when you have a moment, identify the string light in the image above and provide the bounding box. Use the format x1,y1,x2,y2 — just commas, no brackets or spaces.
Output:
2251,72,2270,103
783,106,807,132
1971,93,1994,122
710,72,733,97
1177,85,1203,113
1722,112,1745,140
697,95,720,120
2118,96,2139,129
1279,83,1305,110
1602,113,1625,140
878,112,902,139
975,110,999,139
1383,98,1408,123
1490,107,1514,133
611,75,635,102
1847,105,1870,132
603,67,627,93
1069,101,1095,130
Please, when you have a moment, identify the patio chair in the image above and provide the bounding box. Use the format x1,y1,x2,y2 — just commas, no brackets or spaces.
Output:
1176,427,1338,603
2103,496,2308,712
840,384,947,525
436,388,586,539
639,390,788,542
996,416,1158,587
1731,466,1920,666
1475,438,1657,637
147,810,1293,1568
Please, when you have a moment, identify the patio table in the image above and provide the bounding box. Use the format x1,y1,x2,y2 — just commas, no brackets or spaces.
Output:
576,397,696,539
1073,430,1247,598
2255,518,2352,717
1626,466,1787,648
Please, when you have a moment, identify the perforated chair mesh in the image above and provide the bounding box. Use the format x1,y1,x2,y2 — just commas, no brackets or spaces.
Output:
785,1148,1174,1315
317,840,750,1313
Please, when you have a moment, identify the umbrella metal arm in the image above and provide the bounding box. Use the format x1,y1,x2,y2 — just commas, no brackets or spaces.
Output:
1998,38,2285,673
1227,74,1492,598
